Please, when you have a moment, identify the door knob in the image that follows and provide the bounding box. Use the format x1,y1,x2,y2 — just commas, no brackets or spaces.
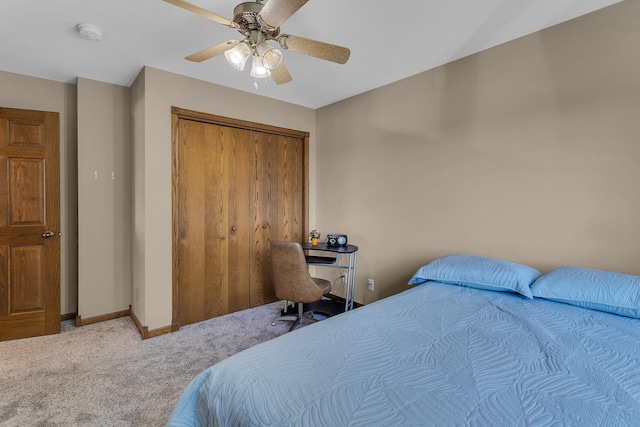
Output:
42,231,55,238
263,225,267,229
231,226,237,231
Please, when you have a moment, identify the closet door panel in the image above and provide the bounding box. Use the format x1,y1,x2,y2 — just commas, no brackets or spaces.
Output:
223,126,251,313
177,119,207,326
276,135,304,243
202,123,225,319
177,121,252,326
249,131,278,306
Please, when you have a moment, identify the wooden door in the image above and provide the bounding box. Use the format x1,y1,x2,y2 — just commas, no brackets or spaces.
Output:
248,132,305,306
175,119,251,326
275,134,305,243
172,108,308,328
0,107,60,342
249,131,278,307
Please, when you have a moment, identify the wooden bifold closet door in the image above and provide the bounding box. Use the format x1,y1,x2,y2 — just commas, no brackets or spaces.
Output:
172,108,308,327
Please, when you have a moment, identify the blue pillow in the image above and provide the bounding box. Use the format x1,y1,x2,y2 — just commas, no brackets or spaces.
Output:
408,254,539,298
530,267,640,319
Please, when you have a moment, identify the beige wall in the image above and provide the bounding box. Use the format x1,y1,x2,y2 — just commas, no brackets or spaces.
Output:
77,78,132,319
131,69,147,325
132,67,316,330
316,1,640,303
0,70,78,316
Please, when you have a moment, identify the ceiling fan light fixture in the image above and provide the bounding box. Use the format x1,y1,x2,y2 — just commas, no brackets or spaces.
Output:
250,54,271,78
256,42,282,70
224,41,251,71
164,0,350,85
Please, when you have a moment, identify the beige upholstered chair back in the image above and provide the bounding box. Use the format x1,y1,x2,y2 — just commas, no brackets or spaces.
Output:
270,240,323,303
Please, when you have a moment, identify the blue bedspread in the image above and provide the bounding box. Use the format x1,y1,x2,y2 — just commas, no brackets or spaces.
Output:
168,282,640,426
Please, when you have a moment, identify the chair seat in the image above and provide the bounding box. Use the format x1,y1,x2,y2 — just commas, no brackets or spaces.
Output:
312,277,331,295
270,240,334,331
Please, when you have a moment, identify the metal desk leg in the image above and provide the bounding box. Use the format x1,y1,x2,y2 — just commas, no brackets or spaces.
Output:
343,251,357,311
344,254,352,312
350,251,357,310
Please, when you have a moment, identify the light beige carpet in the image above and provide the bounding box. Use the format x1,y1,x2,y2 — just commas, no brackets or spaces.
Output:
0,302,290,426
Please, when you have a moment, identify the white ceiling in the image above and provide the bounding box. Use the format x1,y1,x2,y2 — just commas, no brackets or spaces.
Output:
0,0,621,109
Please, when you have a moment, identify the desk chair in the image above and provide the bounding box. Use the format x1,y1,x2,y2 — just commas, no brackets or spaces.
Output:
270,240,332,331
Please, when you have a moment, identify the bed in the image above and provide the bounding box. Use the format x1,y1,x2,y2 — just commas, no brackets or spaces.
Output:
167,254,640,426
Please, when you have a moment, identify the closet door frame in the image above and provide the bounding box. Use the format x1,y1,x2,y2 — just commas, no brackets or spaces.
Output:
170,107,309,329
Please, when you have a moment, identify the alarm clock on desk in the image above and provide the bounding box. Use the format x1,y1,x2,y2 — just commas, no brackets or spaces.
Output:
326,234,348,247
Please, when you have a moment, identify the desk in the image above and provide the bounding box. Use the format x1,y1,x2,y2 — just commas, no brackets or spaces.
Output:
301,242,358,312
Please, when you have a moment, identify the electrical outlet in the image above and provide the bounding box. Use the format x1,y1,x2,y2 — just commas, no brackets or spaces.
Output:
367,278,374,291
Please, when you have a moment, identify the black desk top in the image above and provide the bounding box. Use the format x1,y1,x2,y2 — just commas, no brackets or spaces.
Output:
301,242,358,253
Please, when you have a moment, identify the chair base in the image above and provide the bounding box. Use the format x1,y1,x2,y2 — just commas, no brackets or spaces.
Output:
271,302,322,331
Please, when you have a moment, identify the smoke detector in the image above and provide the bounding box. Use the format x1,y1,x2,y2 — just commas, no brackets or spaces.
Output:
77,23,103,41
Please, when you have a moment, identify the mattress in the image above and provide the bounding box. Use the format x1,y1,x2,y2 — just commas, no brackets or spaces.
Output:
168,282,640,426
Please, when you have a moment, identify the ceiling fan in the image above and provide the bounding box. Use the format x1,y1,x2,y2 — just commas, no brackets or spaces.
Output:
163,0,351,85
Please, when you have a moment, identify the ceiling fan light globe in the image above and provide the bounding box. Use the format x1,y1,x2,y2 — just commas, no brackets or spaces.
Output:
250,55,271,78
224,42,251,71
255,42,282,70
262,48,282,70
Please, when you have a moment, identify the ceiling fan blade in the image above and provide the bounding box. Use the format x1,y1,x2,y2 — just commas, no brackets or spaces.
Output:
163,0,236,27
185,40,240,62
258,0,309,30
279,35,350,64
271,61,293,85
